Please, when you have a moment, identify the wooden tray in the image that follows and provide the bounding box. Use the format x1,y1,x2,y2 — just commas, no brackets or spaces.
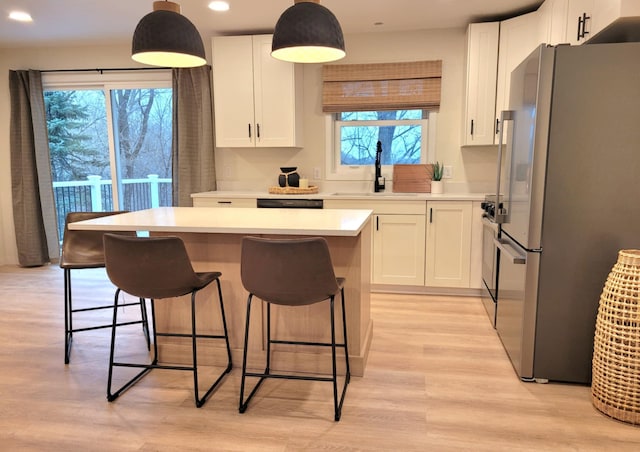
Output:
393,164,434,193
268,185,319,195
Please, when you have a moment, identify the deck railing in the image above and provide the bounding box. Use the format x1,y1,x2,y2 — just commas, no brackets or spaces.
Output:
53,175,172,237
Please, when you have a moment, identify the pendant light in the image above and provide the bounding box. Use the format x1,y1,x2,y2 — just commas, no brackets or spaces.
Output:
132,1,206,68
272,0,345,64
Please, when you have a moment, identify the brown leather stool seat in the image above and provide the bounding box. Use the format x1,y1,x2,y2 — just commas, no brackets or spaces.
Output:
60,211,150,364
103,233,232,407
239,236,350,421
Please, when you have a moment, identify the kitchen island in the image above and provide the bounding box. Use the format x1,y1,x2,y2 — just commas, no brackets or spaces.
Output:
69,207,373,376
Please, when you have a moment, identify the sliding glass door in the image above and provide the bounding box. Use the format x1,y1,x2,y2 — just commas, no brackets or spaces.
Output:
43,74,172,238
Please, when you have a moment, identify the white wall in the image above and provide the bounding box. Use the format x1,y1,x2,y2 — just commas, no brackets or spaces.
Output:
0,29,497,265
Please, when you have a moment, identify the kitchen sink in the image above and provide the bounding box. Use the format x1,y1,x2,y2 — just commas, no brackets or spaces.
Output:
331,192,419,196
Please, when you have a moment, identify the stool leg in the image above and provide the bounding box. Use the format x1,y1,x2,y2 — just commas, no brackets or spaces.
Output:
139,298,150,351
106,288,121,401
191,291,202,407
192,280,233,408
330,295,340,421
341,287,351,383
107,290,154,402
215,278,233,370
239,294,268,413
64,268,72,364
239,294,253,413
265,302,272,374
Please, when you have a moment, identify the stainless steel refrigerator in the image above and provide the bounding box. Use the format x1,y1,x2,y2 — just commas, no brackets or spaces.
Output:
494,42,640,384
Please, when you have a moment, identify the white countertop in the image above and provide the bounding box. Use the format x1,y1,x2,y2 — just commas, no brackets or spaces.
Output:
68,207,373,237
191,190,486,202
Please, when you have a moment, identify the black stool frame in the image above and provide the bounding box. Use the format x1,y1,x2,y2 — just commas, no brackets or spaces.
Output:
64,268,150,364
239,288,350,421
107,278,232,408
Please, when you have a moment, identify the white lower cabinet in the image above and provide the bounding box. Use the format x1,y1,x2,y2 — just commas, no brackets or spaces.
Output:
324,199,426,286
373,214,426,285
192,197,256,208
425,201,472,288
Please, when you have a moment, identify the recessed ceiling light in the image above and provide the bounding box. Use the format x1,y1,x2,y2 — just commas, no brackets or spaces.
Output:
208,1,230,12
9,11,33,22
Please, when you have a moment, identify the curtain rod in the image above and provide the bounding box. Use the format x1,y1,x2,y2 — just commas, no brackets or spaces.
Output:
40,67,171,74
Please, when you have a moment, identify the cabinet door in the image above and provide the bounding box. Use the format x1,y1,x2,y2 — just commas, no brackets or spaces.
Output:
565,0,594,44
592,0,640,37
538,0,569,45
252,35,303,148
463,22,499,146
372,214,426,285
212,36,256,147
192,197,256,208
425,202,472,288
496,12,541,128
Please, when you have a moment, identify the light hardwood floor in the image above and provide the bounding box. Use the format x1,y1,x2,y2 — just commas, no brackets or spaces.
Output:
0,264,638,451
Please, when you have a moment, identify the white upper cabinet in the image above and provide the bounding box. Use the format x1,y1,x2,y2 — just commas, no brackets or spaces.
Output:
538,0,640,45
591,0,640,37
565,0,595,44
462,22,500,146
538,0,569,44
212,35,304,148
495,12,541,130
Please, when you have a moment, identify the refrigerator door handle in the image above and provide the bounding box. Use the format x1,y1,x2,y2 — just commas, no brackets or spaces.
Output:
494,238,526,264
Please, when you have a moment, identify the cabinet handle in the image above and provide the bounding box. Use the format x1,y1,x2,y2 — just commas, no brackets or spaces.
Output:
217,201,232,205
576,15,582,40
429,208,433,224
577,13,590,40
376,216,379,231
470,119,474,136
248,123,251,138
257,123,260,138
495,118,500,135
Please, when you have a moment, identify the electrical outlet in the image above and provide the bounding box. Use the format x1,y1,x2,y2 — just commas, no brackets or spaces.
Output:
443,165,453,179
313,167,321,179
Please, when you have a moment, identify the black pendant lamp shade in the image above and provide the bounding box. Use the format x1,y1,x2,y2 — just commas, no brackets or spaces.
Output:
132,1,206,68
272,0,345,64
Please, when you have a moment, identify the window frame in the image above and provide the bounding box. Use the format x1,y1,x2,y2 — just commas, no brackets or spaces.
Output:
42,70,172,211
324,111,437,181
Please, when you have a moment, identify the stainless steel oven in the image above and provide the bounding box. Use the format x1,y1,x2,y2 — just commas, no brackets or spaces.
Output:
481,215,500,328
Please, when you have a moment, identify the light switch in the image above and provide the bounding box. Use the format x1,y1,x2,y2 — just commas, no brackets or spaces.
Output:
443,165,453,179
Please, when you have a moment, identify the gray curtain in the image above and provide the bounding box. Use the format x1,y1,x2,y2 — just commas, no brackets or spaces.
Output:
172,66,217,207
9,70,59,267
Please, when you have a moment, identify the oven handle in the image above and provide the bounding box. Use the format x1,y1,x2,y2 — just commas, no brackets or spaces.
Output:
494,238,526,265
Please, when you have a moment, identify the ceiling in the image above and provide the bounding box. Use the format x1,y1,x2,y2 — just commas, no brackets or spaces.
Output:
1,0,544,49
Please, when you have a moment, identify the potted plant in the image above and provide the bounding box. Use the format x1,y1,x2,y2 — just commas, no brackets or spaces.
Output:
431,161,444,194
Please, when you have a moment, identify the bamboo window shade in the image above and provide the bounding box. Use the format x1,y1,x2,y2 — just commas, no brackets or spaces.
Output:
322,60,442,113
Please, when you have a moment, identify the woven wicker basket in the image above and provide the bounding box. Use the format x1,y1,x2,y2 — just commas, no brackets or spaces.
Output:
592,249,640,425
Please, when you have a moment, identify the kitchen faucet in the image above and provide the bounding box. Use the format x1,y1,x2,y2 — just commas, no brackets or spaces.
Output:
374,141,385,192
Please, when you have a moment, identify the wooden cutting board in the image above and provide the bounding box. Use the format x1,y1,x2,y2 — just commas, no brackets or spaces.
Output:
393,164,434,193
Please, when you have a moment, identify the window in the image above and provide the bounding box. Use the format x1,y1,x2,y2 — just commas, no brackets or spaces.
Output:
43,71,172,238
337,109,427,166
326,110,436,180
322,60,441,180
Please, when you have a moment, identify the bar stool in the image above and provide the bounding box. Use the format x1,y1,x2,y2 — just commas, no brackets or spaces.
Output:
60,211,150,364
239,236,350,421
103,233,232,408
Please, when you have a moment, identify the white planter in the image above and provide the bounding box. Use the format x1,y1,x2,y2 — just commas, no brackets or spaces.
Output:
431,180,443,194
